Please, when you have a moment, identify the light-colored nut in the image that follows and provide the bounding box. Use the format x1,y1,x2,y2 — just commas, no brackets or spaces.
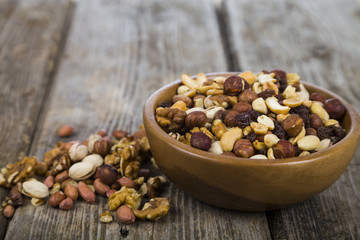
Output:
252,82,263,94
297,83,310,101
100,210,113,223
250,122,268,135
186,107,204,115
267,148,275,159
204,106,224,122
82,154,104,167
264,134,280,148
324,119,340,127
22,180,49,199
50,183,61,195
299,151,310,156
263,81,279,95
94,178,110,196
77,181,96,204
257,72,276,84
220,128,243,152
117,205,135,225
282,86,298,99
315,139,332,152
297,135,321,151
59,197,73,210
206,89,224,95
69,143,88,162
198,85,215,95
310,104,330,121
289,127,306,145
252,98,268,114
238,71,256,85
303,100,312,108
208,141,223,154
242,126,253,136
177,85,190,95
65,184,78,200
276,114,289,123
171,101,187,111
265,97,290,114
252,140,267,150
181,73,206,89
286,73,300,85
283,98,303,108
69,162,96,181
87,134,102,153
48,191,65,207
31,197,46,207
193,98,204,108
133,177,145,185
257,115,274,130
249,154,268,159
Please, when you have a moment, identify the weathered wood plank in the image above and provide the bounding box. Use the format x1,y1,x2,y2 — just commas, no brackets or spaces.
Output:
223,0,360,239
0,0,71,238
5,0,271,239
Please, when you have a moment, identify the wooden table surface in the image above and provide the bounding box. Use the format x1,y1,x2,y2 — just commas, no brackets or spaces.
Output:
0,0,359,239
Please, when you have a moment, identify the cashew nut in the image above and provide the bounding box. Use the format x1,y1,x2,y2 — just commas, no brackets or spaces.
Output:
286,73,300,85
208,141,223,154
257,72,276,84
186,107,205,115
283,98,303,108
252,97,268,114
282,85,298,99
265,97,290,114
204,106,224,122
297,83,310,101
289,127,306,145
249,154,268,159
257,115,275,130
238,71,256,85
220,128,243,152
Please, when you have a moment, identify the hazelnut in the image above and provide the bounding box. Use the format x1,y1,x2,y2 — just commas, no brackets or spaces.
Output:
3,205,15,218
309,113,323,129
69,143,88,162
232,102,252,113
190,132,212,151
185,111,207,129
224,110,239,127
233,139,254,158
310,92,327,103
324,98,346,120
97,129,108,137
305,128,317,136
117,205,135,225
9,186,23,207
282,114,304,137
173,95,193,108
93,139,111,157
222,151,236,157
238,89,258,104
272,140,295,158
113,129,128,140
58,125,74,137
48,191,65,207
223,75,249,96
98,164,118,185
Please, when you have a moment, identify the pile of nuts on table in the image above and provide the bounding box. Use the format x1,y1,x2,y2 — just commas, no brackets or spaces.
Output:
0,126,169,224
155,70,347,159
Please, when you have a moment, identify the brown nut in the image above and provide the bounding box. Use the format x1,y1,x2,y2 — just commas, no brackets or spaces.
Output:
93,139,111,157
222,151,237,157
309,113,323,129
97,129,107,137
223,75,249,96
310,92,327,103
58,125,74,137
113,129,128,140
111,181,121,190
324,98,346,120
9,185,23,207
305,128,317,136
238,89,258,104
44,175,54,188
185,111,207,129
190,132,212,151
116,205,135,225
61,141,81,151
138,168,151,180
35,161,48,176
64,184,78,200
3,205,15,218
59,197,73,210
172,95,193,108
282,114,304,137
224,110,239,127
233,139,254,158
106,189,117,198
272,139,295,158
232,102,252,113
77,181,96,204
55,170,69,183
48,191,65,207
99,164,118,185
117,177,135,188
93,178,110,196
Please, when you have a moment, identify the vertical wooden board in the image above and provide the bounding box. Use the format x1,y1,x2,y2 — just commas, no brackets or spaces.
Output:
0,0,71,238
223,0,360,239
4,0,271,239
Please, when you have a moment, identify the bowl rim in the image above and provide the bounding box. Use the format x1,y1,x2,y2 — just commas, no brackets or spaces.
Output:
144,72,360,166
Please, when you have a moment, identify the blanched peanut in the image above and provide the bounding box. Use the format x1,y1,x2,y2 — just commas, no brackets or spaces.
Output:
250,122,268,135
315,139,331,152
264,134,280,148
208,141,223,154
289,127,306,145
250,154,268,159
310,104,329,121
257,115,274,130
220,128,243,152
297,136,320,151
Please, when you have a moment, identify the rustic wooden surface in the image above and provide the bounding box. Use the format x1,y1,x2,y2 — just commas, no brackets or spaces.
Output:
0,0,359,239
223,0,360,239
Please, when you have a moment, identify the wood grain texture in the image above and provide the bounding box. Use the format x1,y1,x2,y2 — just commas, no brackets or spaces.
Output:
223,0,360,239
0,0,71,238
4,0,271,239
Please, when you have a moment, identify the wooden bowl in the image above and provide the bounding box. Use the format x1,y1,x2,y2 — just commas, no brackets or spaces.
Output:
143,73,360,211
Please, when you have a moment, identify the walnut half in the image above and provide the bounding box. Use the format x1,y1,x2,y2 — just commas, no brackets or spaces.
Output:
134,198,170,221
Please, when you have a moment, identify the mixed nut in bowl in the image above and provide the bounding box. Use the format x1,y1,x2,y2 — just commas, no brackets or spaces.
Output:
143,71,360,211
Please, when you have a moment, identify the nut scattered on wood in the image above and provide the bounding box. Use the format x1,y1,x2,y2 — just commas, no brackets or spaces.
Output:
100,210,113,223
58,125,74,137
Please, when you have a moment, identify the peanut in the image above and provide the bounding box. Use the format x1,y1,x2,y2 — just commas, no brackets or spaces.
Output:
59,198,73,210
58,125,74,137
3,205,15,218
116,205,135,225
77,181,96,204
117,177,135,188
93,178,110,196
65,184,79,200
55,170,69,183
44,175,54,188
48,191,65,207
